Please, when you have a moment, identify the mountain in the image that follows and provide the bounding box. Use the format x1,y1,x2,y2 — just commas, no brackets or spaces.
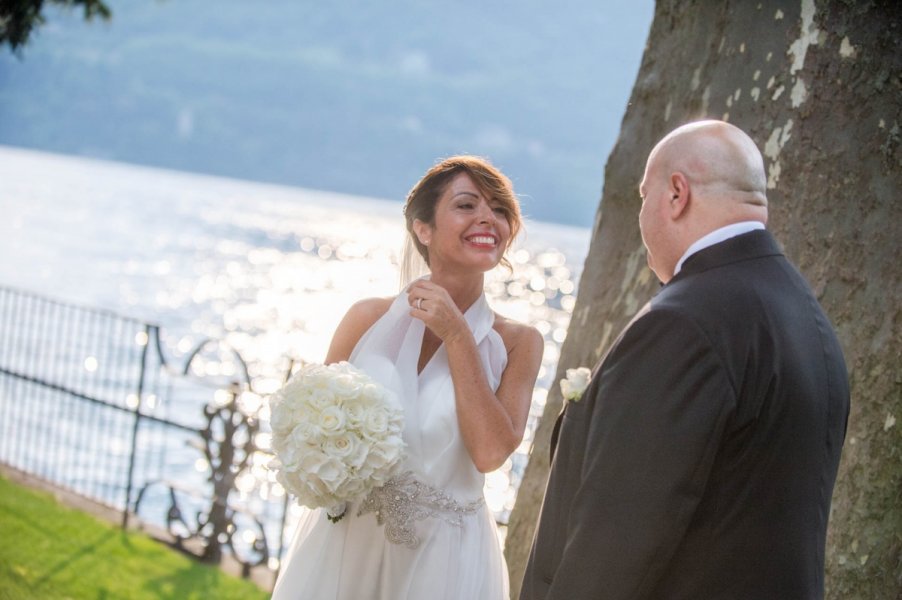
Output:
0,0,653,226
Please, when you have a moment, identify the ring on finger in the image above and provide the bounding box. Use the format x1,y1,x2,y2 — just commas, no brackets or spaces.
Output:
416,298,423,310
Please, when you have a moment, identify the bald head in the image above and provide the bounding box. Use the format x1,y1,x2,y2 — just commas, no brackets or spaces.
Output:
639,120,768,283
649,120,767,209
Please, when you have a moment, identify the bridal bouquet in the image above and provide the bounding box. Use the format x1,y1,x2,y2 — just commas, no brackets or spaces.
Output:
268,361,406,522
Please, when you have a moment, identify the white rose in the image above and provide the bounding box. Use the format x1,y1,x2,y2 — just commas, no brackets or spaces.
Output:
560,367,592,402
305,385,334,411
386,408,404,434
361,383,387,405
323,432,358,460
363,409,389,437
344,435,371,470
312,456,350,494
341,377,367,401
280,376,313,404
269,400,296,435
288,414,321,444
274,440,301,471
318,405,346,434
364,439,405,471
295,449,328,473
342,399,367,427
276,470,303,498
379,438,405,464
362,446,389,471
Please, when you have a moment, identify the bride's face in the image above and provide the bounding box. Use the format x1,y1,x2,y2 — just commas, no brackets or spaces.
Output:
414,172,511,273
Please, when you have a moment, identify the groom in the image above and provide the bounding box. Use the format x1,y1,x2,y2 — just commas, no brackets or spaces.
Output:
520,121,850,599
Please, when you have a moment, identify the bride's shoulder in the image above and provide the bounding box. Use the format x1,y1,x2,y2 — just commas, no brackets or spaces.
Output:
492,313,543,356
326,296,394,363
345,296,394,328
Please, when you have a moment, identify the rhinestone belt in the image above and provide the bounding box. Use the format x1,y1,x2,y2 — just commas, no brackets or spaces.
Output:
357,470,484,549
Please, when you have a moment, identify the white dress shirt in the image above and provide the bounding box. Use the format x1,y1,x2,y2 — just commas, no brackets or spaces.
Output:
673,221,765,277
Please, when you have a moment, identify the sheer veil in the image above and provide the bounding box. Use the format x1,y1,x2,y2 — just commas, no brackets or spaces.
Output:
398,234,430,290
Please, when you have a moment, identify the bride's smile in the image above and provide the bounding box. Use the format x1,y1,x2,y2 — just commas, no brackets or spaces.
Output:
416,172,512,274
464,233,499,248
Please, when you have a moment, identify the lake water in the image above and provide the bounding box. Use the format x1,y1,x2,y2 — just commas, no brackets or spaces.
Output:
0,144,592,558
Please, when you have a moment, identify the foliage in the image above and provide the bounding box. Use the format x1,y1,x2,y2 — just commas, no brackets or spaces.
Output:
0,475,268,599
0,0,110,52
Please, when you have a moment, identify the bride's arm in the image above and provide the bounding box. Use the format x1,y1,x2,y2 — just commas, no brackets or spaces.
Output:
324,297,392,364
409,280,543,472
445,319,543,473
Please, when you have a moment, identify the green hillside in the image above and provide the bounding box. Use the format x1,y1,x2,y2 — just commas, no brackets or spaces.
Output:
0,1,653,225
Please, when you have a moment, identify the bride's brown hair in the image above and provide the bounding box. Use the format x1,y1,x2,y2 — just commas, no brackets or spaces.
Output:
402,155,522,270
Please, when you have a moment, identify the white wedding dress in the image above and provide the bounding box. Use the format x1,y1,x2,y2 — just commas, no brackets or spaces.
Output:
271,289,510,600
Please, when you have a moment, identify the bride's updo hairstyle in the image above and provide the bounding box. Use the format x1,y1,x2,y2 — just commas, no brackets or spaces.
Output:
401,155,522,280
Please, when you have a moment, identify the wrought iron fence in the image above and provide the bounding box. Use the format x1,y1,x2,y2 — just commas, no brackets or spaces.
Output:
0,285,287,575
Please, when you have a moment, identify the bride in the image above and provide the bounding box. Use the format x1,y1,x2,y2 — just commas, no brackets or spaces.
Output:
271,155,544,600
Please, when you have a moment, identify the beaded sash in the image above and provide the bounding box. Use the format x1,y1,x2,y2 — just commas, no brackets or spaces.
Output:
357,471,484,549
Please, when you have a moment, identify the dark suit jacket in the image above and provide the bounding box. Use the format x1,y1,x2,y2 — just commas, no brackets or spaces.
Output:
520,230,849,600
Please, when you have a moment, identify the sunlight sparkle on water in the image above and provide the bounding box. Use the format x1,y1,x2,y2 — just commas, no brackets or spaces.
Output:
0,146,591,547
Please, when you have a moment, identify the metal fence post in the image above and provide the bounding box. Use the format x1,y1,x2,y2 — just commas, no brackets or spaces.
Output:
122,323,153,528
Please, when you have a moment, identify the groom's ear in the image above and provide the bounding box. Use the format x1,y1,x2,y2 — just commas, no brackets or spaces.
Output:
668,172,690,219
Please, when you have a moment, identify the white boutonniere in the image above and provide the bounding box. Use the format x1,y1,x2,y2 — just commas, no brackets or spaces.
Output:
560,367,592,403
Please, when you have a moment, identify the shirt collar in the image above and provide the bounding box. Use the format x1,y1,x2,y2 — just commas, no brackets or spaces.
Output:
673,221,766,276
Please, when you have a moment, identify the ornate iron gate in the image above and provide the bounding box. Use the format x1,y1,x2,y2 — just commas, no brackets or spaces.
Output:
0,285,288,575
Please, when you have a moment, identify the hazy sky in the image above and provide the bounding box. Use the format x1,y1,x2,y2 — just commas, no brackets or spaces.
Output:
0,1,656,226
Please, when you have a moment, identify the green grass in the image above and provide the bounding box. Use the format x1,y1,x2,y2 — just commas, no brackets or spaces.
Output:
0,475,269,600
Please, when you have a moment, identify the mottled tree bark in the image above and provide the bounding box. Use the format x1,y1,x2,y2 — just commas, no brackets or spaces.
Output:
506,1,902,598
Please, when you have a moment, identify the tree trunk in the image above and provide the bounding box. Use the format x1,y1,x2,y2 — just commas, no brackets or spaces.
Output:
505,1,902,598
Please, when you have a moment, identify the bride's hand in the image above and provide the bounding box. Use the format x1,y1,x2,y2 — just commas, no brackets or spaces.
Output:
407,281,469,343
